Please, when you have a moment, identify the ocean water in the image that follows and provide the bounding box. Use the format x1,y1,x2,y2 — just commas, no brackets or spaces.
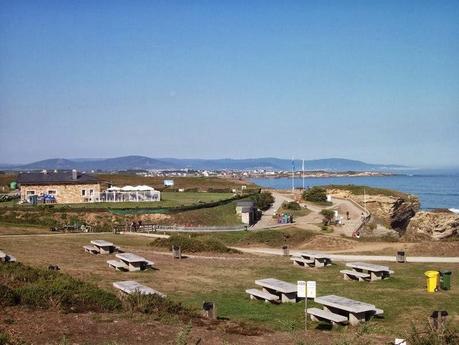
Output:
250,172,459,211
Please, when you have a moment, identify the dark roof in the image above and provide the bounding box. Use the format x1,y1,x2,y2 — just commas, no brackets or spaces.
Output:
236,200,255,207
17,171,99,185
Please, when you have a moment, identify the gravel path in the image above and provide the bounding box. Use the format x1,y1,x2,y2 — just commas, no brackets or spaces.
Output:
231,246,459,263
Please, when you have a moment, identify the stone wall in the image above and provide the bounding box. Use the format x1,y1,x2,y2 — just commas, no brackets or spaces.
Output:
20,183,101,204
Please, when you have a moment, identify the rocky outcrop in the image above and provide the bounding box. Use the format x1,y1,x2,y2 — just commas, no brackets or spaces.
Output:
405,211,459,240
389,197,420,233
327,188,420,234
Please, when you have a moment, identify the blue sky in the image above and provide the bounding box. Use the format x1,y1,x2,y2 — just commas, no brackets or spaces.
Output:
1,0,458,167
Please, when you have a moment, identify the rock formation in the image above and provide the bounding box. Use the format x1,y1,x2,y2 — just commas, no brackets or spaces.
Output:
405,211,459,240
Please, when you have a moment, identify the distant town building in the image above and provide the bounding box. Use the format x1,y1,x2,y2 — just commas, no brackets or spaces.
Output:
17,170,100,204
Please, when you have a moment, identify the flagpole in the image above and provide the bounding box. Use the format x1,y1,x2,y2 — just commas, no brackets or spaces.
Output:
291,157,295,194
302,159,305,190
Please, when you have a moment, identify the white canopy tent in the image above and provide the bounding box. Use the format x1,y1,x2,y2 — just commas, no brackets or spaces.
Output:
99,185,161,203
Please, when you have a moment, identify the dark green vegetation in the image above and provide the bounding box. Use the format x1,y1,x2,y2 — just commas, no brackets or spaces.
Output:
325,184,410,198
320,209,335,225
150,234,240,253
303,186,327,202
0,262,194,319
250,191,274,211
0,262,121,312
277,201,310,217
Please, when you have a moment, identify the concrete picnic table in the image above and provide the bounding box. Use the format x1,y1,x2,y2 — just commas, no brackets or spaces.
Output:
116,253,151,271
90,240,115,254
255,278,298,303
113,280,166,297
314,294,378,326
346,262,393,280
300,251,332,267
0,250,6,259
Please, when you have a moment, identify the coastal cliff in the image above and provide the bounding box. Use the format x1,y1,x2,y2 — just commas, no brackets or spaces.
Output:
327,186,420,234
405,211,459,240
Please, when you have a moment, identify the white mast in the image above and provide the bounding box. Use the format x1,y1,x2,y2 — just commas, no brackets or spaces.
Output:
291,157,295,194
302,159,305,190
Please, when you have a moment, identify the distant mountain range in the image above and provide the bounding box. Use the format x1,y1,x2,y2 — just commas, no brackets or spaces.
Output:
0,156,406,172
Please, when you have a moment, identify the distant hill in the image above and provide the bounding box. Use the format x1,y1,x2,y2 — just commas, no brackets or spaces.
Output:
0,155,406,172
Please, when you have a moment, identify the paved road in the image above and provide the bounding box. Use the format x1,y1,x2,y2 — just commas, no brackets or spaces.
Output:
231,247,459,263
251,191,293,229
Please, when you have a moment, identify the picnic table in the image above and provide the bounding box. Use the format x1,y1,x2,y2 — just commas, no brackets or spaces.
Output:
254,278,298,303
113,280,166,297
291,251,332,268
114,253,154,272
313,294,383,326
344,262,393,281
90,240,115,254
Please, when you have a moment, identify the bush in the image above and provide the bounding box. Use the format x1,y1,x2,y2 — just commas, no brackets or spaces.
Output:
150,235,239,253
124,292,195,320
251,192,274,211
303,187,327,202
0,284,19,306
405,320,458,345
0,263,121,312
283,201,301,210
320,209,335,225
0,332,10,345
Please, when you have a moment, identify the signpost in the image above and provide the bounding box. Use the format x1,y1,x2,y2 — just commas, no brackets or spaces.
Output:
298,280,316,331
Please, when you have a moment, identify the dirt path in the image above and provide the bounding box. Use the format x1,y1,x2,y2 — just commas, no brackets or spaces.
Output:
251,191,293,229
231,246,459,263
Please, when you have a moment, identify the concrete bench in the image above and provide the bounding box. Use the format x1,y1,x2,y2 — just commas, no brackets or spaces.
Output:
107,260,129,271
245,288,280,303
290,256,314,267
115,246,124,253
145,260,154,268
340,270,371,281
113,281,166,298
83,245,99,254
307,307,348,326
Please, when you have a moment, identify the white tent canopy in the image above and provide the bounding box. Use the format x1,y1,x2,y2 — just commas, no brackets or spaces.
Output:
99,185,160,203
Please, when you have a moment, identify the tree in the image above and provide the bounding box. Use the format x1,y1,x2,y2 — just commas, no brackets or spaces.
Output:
252,191,274,211
303,186,327,202
320,209,335,225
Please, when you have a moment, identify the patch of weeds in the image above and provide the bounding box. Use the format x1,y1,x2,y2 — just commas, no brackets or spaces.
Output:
0,332,10,345
175,322,193,345
123,292,196,321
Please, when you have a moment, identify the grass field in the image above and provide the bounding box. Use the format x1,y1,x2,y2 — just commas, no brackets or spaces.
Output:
97,174,255,191
0,231,457,340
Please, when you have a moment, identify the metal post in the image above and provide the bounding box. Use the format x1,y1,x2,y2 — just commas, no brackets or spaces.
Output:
305,296,307,331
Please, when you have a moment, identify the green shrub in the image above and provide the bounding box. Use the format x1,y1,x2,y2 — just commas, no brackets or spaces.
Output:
303,187,327,202
283,201,301,210
320,209,335,225
124,292,195,320
0,263,121,312
150,235,239,253
251,192,274,211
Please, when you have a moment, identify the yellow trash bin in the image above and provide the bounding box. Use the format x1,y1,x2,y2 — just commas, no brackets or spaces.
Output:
424,271,439,293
